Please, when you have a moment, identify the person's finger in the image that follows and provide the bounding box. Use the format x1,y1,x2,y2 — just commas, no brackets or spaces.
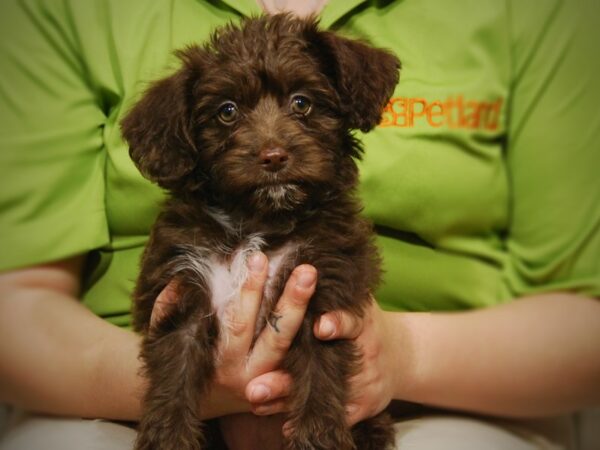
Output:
150,280,179,328
251,398,290,416
221,252,268,360
249,265,316,373
282,421,294,438
345,402,363,426
344,371,389,426
246,370,293,403
314,309,364,340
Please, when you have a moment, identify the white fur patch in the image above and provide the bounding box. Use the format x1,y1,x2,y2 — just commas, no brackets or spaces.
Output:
171,237,298,340
255,183,304,210
205,206,237,235
210,234,266,321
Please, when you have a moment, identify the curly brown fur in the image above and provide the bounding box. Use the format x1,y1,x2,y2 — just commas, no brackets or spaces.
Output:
121,14,400,450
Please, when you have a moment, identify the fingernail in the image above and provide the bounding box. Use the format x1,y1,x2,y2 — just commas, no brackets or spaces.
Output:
248,252,266,273
296,269,316,288
318,318,336,339
250,384,271,402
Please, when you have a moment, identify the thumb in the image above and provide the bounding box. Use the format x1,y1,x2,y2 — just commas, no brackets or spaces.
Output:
314,310,364,340
150,280,179,327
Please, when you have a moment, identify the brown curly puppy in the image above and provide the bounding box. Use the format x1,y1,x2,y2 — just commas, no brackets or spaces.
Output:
121,14,400,450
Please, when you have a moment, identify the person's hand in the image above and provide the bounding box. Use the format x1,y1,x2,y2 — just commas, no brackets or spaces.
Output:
314,299,400,425
247,297,400,426
150,252,318,419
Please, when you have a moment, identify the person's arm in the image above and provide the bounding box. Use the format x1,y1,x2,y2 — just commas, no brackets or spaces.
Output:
318,293,600,424
394,293,600,417
0,253,317,421
0,255,142,420
247,293,600,424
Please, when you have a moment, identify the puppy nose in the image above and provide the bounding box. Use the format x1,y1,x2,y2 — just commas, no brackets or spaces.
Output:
259,147,289,172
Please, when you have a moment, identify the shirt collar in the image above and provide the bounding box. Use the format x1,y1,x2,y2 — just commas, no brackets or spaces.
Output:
213,0,370,28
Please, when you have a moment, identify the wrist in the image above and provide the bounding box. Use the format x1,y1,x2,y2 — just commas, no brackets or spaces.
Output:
386,311,429,403
93,325,144,421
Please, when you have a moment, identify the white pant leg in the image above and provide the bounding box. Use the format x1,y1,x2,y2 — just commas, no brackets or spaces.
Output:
393,415,574,450
0,410,135,450
0,409,574,450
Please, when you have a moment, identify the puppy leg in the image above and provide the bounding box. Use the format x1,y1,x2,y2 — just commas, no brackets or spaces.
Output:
283,324,358,450
135,296,219,450
352,413,396,450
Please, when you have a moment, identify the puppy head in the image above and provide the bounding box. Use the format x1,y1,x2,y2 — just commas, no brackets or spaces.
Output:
121,15,400,213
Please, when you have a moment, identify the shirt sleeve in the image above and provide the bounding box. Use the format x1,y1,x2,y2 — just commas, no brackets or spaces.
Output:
0,0,110,271
504,0,600,297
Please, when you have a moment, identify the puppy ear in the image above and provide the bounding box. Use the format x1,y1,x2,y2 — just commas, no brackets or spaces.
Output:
121,46,205,191
310,30,400,132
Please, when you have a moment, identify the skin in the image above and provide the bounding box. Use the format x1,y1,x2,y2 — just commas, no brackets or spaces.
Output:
257,0,329,18
1,256,599,443
245,3,600,431
0,253,316,422
249,291,600,428
0,0,329,425
1,1,598,442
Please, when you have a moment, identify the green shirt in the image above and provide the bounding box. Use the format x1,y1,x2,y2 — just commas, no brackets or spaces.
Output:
1,0,599,327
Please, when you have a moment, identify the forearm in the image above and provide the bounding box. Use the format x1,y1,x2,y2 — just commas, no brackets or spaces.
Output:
0,255,314,424
0,286,144,421
394,293,600,417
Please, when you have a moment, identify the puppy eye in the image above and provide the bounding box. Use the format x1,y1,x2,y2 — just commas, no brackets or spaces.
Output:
217,101,238,124
290,95,312,116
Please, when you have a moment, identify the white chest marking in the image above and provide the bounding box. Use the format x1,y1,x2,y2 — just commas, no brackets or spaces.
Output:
207,234,265,322
174,237,298,329
210,241,298,326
